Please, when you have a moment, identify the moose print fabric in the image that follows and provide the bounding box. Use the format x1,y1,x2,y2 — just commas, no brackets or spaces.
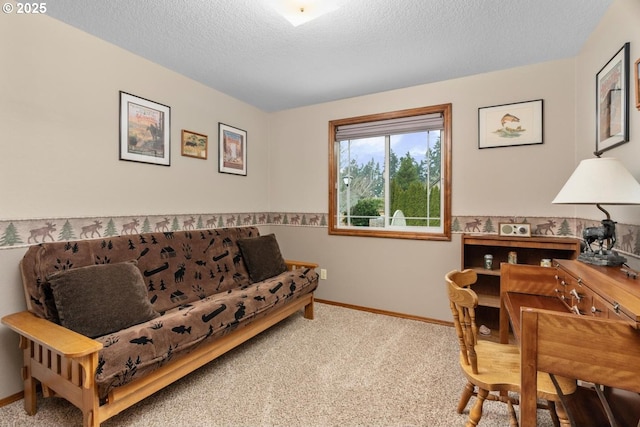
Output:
19,227,319,399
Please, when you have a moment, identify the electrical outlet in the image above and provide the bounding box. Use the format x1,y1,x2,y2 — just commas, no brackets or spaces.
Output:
320,269,327,280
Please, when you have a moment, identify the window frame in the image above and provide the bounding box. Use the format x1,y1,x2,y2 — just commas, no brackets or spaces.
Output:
328,103,452,241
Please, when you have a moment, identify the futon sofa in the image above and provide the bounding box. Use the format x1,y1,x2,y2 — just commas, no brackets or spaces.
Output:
2,226,318,427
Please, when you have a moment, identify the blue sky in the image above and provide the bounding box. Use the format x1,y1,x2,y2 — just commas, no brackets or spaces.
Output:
345,131,440,169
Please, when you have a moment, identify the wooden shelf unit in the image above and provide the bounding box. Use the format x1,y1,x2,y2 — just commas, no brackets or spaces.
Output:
461,234,581,338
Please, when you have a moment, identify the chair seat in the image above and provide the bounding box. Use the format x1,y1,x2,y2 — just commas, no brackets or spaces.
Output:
459,340,577,401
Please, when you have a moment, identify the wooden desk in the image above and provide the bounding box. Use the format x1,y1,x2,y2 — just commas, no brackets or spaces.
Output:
520,308,640,427
499,262,564,343
501,260,640,426
503,292,567,342
500,259,640,343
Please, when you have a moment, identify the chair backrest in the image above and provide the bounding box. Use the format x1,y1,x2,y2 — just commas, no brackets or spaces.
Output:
445,269,480,374
520,308,640,427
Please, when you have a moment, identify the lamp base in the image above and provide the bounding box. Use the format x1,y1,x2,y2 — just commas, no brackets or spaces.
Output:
578,250,627,267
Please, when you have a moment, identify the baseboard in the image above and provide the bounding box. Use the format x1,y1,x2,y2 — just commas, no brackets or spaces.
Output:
315,299,453,327
0,391,24,408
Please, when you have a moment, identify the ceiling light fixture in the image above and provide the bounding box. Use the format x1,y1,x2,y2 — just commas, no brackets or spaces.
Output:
264,0,341,27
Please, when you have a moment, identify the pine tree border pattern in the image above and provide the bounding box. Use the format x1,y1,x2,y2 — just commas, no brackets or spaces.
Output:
3,213,640,260
0,213,329,250
453,215,640,260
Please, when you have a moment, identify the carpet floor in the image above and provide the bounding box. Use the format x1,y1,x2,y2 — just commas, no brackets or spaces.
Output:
0,303,554,426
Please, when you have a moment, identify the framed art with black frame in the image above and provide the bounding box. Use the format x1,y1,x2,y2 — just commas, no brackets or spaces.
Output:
119,92,171,166
218,123,247,176
478,99,543,149
635,57,640,111
595,42,630,156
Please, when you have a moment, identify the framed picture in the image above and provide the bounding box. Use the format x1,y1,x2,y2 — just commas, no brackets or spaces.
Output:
119,92,171,166
218,123,247,176
635,57,640,111
181,129,208,159
478,99,543,149
595,42,629,156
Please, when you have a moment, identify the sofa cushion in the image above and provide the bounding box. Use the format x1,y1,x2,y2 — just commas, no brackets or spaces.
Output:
47,261,160,338
237,234,287,283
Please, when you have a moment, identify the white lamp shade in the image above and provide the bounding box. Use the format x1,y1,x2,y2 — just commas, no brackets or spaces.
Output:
552,157,640,205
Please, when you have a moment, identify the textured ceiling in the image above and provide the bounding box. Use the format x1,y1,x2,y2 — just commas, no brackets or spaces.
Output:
43,0,612,112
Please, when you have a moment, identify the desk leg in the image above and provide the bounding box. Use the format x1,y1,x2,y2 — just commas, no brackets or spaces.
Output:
499,297,510,344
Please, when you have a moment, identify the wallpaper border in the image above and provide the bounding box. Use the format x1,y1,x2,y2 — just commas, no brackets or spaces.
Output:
2,213,640,260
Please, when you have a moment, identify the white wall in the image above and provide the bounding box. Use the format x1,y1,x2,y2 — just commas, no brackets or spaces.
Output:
574,0,640,226
0,13,270,219
270,0,640,320
0,13,271,399
269,58,577,318
1,0,638,402
269,60,577,217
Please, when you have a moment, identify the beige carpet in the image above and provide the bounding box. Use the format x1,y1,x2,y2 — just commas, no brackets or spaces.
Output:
0,303,553,426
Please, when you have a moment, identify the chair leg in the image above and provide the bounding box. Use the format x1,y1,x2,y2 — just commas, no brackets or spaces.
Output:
547,401,560,427
467,388,489,427
554,401,572,427
458,382,475,413
508,400,519,427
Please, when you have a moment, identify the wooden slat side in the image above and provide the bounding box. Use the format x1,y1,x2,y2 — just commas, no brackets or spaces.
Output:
285,259,319,270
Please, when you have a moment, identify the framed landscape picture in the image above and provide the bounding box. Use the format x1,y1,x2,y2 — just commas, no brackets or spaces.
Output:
181,129,208,159
119,92,171,166
595,42,629,155
478,99,543,149
218,123,247,176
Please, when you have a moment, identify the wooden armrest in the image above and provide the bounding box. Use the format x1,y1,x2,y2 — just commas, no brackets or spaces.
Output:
284,259,319,270
2,311,103,358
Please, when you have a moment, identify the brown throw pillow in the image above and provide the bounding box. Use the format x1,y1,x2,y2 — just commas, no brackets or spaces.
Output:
237,234,288,283
47,261,159,338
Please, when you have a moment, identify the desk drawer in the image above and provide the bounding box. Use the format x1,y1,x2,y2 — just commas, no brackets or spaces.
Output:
554,271,592,315
556,265,635,324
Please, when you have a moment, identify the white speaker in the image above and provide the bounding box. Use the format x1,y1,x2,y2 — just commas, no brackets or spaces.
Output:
499,223,531,237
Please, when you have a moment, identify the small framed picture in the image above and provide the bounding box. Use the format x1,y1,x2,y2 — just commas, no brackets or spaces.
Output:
119,92,171,166
181,129,208,159
596,42,629,155
478,99,543,149
218,123,247,176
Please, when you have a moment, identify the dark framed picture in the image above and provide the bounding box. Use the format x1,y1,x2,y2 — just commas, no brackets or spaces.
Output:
119,92,171,166
478,99,543,149
218,123,247,176
181,129,208,159
635,57,640,111
595,42,629,156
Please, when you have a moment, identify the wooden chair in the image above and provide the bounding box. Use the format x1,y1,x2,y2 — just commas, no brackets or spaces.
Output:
446,269,577,427
520,308,640,427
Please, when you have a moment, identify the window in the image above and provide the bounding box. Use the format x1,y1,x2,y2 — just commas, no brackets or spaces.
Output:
328,104,451,240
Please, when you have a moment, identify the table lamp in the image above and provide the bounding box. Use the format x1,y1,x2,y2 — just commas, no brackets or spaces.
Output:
552,157,640,266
